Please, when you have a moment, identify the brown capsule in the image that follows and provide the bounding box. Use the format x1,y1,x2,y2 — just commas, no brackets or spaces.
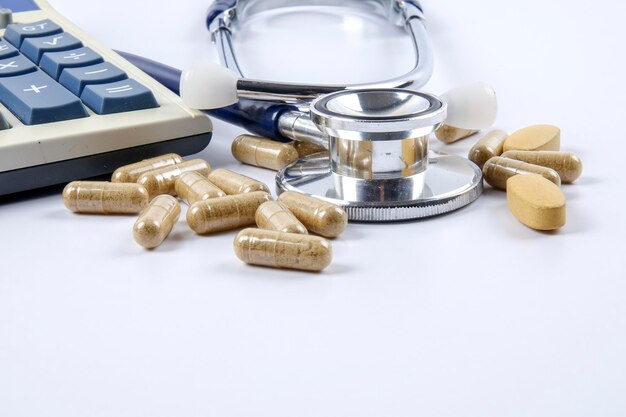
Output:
133,195,181,249
500,150,583,184
290,141,327,158
277,191,348,238
468,130,508,168
232,134,299,170
435,124,478,144
175,171,226,205
111,153,183,183
137,159,211,198
507,174,566,231
63,181,149,214
482,156,561,190
186,191,272,234
255,201,308,234
207,168,270,195
503,124,560,152
233,228,332,272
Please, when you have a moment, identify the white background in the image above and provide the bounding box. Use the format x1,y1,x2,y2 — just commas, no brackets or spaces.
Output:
2,1,626,416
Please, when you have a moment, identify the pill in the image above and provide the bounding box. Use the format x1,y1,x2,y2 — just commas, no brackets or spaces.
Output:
232,134,299,170
482,157,561,190
435,124,478,144
111,153,183,183
137,159,211,198
175,171,226,205
503,124,560,152
507,174,566,231
233,228,333,272
290,141,327,158
468,130,508,168
277,191,348,238
63,181,149,214
207,168,270,195
256,201,308,234
133,195,181,249
186,191,272,234
500,150,583,184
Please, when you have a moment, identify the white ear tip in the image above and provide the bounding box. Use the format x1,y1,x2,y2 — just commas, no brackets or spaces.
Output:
180,62,239,109
442,82,498,130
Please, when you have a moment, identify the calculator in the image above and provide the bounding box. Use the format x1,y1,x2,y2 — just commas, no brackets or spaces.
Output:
0,0,213,196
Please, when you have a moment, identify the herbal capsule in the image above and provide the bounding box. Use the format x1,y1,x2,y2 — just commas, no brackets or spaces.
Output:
233,228,332,272
277,191,348,238
500,150,583,183
503,124,560,152
255,201,308,234
435,124,478,144
482,157,561,190
137,159,210,198
111,153,183,183
468,130,508,168
63,181,149,214
232,134,299,170
175,171,226,205
207,168,270,195
290,141,327,158
133,195,181,249
507,174,566,230
186,191,271,234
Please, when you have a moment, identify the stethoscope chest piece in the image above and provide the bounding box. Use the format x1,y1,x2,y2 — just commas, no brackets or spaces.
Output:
276,89,483,222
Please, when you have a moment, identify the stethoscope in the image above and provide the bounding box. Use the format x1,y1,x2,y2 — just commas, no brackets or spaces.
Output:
120,0,498,222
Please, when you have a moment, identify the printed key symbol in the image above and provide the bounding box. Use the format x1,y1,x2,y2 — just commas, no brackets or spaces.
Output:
0,61,18,70
63,52,86,60
23,84,48,93
43,36,63,46
106,85,133,94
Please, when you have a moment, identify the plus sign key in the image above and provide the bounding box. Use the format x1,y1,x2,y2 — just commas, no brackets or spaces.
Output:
4,19,63,47
40,46,104,79
0,70,88,125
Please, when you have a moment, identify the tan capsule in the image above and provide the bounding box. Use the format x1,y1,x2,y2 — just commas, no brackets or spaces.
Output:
435,124,478,144
468,130,508,168
482,157,561,190
133,195,181,249
186,191,272,234
137,159,211,198
175,171,226,205
255,201,308,234
503,124,560,152
234,228,332,272
232,134,299,170
207,168,270,195
290,141,327,158
111,153,183,183
507,174,566,231
277,191,348,238
63,181,149,214
500,150,583,184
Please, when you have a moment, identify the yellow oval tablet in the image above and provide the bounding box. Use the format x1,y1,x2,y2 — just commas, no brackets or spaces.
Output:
503,124,560,152
506,174,566,231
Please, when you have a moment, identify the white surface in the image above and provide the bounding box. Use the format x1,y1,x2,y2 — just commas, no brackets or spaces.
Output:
1,1,626,416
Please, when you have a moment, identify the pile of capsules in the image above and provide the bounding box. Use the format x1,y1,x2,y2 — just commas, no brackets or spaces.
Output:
62,151,348,272
436,123,583,231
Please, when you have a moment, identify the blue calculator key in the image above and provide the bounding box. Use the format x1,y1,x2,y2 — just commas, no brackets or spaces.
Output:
81,79,158,115
59,62,128,96
39,46,104,79
4,19,63,47
0,70,88,125
21,32,83,64
0,40,19,59
0,55,37,77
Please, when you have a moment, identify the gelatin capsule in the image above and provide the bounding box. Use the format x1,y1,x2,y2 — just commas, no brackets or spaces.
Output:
500,150,583,184
468,130,508,168
435,124,478,144
507,174,566,230
503,124,560,152
137,159,211,198
63,181,149,214
277,191,348,238
207,168,270,195
255,201,308,234
482,157,561,190
233,228,332,272
290,141,327,158
175,171,226,205
133,195,181,249
111,153,183,183
186,191,272,234
232,134,299,170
